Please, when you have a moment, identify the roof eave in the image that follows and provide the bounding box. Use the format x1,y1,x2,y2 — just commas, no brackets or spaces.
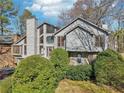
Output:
14,35,26,44
54,17,110,36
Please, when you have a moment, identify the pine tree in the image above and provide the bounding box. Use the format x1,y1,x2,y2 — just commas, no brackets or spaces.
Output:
0,0,17,35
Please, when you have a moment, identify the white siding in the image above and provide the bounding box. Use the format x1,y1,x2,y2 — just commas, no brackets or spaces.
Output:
37,24,56,58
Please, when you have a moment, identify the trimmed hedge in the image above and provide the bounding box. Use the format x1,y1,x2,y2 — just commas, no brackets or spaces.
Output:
94,49,124,87
66,65,92,81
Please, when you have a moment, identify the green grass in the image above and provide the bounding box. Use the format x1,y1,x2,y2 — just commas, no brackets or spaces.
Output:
55,79,121,93
0,77,12,93
0,78,122,93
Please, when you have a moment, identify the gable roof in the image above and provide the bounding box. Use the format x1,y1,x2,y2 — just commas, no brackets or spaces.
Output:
54,17,110,35
37,22,59,29
64,25,94,36
14,35,26,44
14,22,59,44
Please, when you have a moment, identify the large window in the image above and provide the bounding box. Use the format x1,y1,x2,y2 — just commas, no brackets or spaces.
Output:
46,36,54,44
40,26,43,35
95,35,105,47
40,36,43,44
57,36,64,47
24,45,27,55
13,45,21,55
24,38,27,44
39,46,44,54
46,25,55,33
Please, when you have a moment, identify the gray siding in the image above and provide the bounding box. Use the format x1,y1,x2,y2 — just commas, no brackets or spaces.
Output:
54,19,109,52
66,28,94,52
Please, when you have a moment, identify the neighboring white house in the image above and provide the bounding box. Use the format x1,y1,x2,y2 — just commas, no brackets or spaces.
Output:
12,17,109,64
12,18,58,62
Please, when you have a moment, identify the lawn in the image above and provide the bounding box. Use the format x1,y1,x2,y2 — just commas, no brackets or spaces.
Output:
0,77,12,93
0,78,122,93
55,79,121,93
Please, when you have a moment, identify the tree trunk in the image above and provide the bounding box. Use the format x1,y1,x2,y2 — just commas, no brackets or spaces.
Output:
1,21,4,35
0,8,4,35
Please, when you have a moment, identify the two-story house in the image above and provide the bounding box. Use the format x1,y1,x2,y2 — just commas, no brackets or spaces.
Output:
12,18,58,62
54,18,109,64
37,23,59,57
12,17,109,64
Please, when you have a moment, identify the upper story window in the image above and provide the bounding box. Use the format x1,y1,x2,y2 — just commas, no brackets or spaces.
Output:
46,36,54,44
40,26,43,35
57,36,64,47
24,38,27,44
40,36,43,44
46,25,55,33
95,35,105,47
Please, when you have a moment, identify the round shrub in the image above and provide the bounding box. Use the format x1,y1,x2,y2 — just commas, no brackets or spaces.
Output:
95,49,124,87
66,65,92,81
12,55,57,93
96,49,124,62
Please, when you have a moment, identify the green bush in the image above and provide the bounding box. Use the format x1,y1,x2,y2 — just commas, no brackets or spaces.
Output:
50,48,69,69
96,49,124,62
12,55,57,93
66,65,92,81
0,77,12,93
50,48,69,79
12,53,70,93
95,49,124,87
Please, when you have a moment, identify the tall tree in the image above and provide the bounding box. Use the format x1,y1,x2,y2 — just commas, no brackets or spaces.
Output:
59,0,124,30
109,29,124,52
19,9,33,35
0,0,17,35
